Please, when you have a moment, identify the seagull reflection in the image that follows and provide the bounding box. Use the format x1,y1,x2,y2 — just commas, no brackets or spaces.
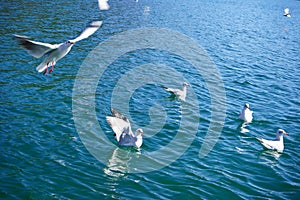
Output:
143,6,150,14
257,150,282,167
239,122,250,133
104,147,141,177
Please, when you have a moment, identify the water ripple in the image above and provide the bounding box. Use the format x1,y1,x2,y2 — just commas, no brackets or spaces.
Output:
1,0,300,199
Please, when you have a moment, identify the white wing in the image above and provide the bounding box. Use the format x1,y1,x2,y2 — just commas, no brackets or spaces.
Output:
106,108,136,143
98,0,110,10
256,138,274,150
256,137,284,152
163,86,181,95
163,86,186,101
71,21,103,43
14,34,60,58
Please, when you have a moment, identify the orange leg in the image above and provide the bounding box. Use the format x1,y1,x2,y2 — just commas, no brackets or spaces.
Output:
43,63,49,75
49,61,55,74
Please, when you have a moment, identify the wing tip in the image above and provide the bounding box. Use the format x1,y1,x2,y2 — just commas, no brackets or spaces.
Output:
13,34,30,39
89,20,103,28
110,108,130,123
13,34,30,45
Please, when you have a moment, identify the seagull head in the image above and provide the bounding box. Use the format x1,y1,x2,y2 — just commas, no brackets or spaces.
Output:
244,103,250,109
136,128,144,136
277,129,288,136
65,40,75,46
183,82,190,88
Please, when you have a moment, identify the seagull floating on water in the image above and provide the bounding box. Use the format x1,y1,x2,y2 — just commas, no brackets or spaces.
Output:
284,8,291,17
106,108,144,148
98,0,110,10
163,82,190,101
14,20,103,75
256,129,288,153
238,103,253,123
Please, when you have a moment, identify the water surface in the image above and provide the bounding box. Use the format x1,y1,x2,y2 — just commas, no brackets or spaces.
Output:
1,0,300,199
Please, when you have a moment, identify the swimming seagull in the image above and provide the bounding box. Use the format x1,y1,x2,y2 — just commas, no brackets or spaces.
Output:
98,0,110,10
238,103,253,123
284,8,291,17
256,129,288,153
163,82,190,101
106,108,144,148
14,20,103,75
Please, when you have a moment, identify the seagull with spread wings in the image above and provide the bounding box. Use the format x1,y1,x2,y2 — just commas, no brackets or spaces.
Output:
14,20,103,75
106,108,144,148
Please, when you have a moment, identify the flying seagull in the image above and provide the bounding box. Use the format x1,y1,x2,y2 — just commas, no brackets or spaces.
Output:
284,8,291,17
238,103,253,123
106,108,144,148
163,82,190,101
14,20,103,75
256,129,288,153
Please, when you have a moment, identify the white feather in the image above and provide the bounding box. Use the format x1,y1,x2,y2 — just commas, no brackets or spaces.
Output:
106,109,144,148
14,21,102,74
98,0,110,10
239,103,253,123
256,129,288,153
163,82,189,101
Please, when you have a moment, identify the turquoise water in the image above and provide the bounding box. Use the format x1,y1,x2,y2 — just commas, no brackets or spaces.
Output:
1,0,300,199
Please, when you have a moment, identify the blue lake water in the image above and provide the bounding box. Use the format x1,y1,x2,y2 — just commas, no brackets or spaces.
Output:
1,0,300,199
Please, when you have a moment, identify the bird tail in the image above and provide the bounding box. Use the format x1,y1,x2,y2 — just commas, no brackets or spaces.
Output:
36,61,48,73
162,86,171,91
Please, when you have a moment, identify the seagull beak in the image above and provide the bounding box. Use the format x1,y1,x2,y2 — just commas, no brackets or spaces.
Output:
284,132,289,136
